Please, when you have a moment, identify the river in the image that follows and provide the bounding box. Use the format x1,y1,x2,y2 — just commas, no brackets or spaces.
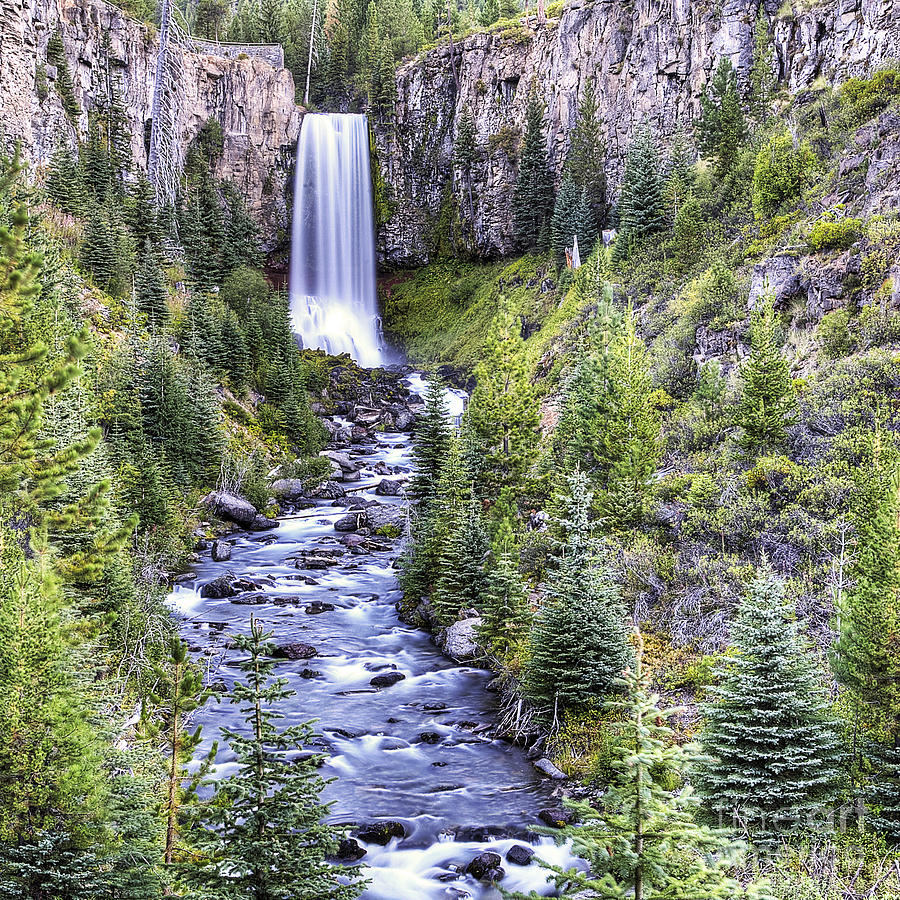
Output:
167,393,577,899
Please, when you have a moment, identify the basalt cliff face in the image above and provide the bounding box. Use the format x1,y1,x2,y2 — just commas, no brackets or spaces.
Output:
374,0,900,266
0,0,302,244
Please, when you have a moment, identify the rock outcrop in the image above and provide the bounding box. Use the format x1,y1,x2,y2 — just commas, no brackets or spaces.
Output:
374,0,900,265
0,0,302,245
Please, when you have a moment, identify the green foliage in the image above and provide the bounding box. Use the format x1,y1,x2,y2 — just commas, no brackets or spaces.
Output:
45,142,85,216
181,616,362,899
46,30,80,120
551,175,596,261
807,217,863,252
697,57,748,178
478,525,531,657
750,9,776,121
468,295,541,495
408,376,451,505
518,632,768,900
752,131,815,221
839,68,900,125
513,83,554,252
736,296,797,455
696,570,841,847
566,83,606,226
524,471,632,713
134,241,169,329
616,127,668,254
817,309,853,359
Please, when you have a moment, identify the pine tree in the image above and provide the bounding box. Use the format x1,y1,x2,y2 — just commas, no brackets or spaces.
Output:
454,104,478,222
45,141,84,216
616,126,667,253
521,632,768,900
513,82,554,251
408,376,451,505
478,525,531,657
143,639,212,865
81,204,117,290
326,22,349,103
221,310,251,391
736,295,797,454
468,296,540,496
361,0,380,101
181,616,362,899
524,471,632,715
480,0,499,25
697,570,842,848
749,9,776,122
551,174,579,260
697,57,748,178
134,240,168,328
257,0,284,41
125,175,161,251
867,739,900,843
373,44,398,119
222,181,262,273
566,82,606,226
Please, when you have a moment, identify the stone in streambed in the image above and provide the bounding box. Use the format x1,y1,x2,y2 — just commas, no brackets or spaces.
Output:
465,851,504,882
335,512,364,532
273,642,318,660
247,514,278,531
369,671,406,688
211,540,231,562
538,807,575,828
299,668,321,678
199,490,257,527
312,480,346,500
506,845,535,866
355,821,406,845
270,478,306,500
533,757,567,780
200,574,262,599
363,504,405,532
419,731,442,744
305,601,335,614
336,838,367,861
375,478,403,496
440,616,482,661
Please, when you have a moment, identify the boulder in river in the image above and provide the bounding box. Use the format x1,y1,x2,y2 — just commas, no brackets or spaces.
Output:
311,480,346,500
465,851,504,882
369,671,406,688
538,807,576,828
199,490,257,527
335,512,364,532
273,642,318,660
533,758,567,780
336,838,367,861
375,478,403,496
419,731,442,744
440,616,483,661
363,504,405,533
211,540,232,562
355,821,406,845
247,514,279,531
394,408,415,431
270,478,307,500
200,574,262,599
305,601,335,614
505,845,535,866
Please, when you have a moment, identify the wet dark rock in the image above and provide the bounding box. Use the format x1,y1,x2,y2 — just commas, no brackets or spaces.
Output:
505,845,535,866
207,680,228,693
339,533,367,550
423,702,447,711
247,514,279,531
525,736,546,760
335,512,364,532
364,662,397,672
465,851,503,882
394,408,415,431
355,821,406,845
273,642,318,660
200,574,262,599
432,761,448,767
312,480,346,500
305,601,335,614
211,540,232,562
299,668,321,678
336,838,367,861
199,490,257,527
375,478,403,496
294,551,341,570
195,538,210,551
369,671,406,688
538,807,575,828
419,731,442,744
333,727,365,739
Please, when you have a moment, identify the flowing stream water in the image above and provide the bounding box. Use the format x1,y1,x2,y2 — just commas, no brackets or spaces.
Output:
167,392,580,898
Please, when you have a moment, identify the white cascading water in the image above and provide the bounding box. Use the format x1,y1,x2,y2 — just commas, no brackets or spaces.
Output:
289,113,383,367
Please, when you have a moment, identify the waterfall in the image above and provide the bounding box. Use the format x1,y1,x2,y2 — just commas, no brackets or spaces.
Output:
289,113,383,368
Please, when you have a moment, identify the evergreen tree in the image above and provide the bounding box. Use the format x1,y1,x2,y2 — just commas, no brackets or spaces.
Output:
616,127,667,253
468,295,540,496
181,616,362,899
134,240,168,328
45,141,84,216
663,127,695,222
480,0,499,25
326,22,349,103
697,57,748,178
454,104,478,222
697,571,842,848
373,44,398,119
221,181,262,273
408,376,451,505
749,9,776,122
125,176,161,251
551,174,580,260
257,0,284,41
566,82,606,226
143,639,212,865
513,83,554,251
866,738,900,843
736,295,797,454
520,632,768,900
81,204,117,290
46,29,80,120
221,310,251,391
524,471,632,715
478,524,531,657
196,0,231,38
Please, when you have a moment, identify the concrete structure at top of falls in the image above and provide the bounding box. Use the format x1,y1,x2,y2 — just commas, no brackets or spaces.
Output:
289,113,383,368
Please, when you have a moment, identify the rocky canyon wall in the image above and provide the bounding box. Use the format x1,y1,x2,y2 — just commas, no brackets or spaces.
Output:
0,0,303,245
374,0,900,265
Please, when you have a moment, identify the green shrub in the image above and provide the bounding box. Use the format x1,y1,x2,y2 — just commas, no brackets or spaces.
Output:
752,131,815,220
840,68,900,124
807,217,862,252
817,309,854,358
